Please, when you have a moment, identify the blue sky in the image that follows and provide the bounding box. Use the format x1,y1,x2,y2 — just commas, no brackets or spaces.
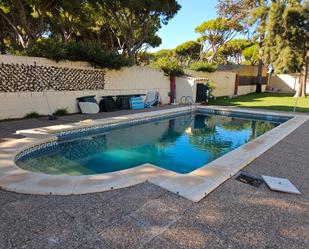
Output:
150,0,218,52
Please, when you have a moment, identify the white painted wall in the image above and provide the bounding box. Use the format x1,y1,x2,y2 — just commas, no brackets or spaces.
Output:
174,77,196,103
0,54,91,68
175,71,237,103
185,70,237,97
104,66,170,104
0,56,170,119
0,54,267,120
269,74,309,93
175,70,268,102
0,90,103,119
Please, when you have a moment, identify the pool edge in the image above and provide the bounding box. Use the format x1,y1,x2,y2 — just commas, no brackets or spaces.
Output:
0,106,307,202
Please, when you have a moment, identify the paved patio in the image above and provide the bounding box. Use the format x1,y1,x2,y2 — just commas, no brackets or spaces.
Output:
0,107,308,249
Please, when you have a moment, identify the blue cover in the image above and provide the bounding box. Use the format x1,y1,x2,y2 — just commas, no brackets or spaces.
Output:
130,97,144,109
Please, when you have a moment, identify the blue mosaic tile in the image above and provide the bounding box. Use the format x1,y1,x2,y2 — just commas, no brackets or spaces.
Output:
55,110,193,141
15,108,289,162
197,108,291,123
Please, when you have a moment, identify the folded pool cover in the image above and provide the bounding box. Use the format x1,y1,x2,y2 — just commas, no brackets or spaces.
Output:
116,96,131,110
99,97,118,112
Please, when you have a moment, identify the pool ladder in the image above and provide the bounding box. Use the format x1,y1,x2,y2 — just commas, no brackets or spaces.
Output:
180,96,195,111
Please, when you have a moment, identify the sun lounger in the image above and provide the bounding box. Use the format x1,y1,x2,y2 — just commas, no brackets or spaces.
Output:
144,90,160,108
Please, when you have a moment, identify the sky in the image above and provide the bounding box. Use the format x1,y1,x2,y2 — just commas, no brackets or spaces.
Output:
150,0,218,52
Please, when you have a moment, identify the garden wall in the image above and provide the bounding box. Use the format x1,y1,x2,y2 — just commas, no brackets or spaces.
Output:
176,69,266,103
0,55,266,120
176,71,237,103
269,74,309,94
0,55,170,119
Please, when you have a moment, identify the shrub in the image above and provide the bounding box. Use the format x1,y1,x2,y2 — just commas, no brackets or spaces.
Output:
26,40,132,69
189,61,218,72
53,108,68,116
150,56,184,76
24,112,41,119
207,82,216,98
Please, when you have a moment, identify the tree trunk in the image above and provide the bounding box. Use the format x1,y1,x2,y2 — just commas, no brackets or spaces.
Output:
294,73,304,98
170,75,176,104
127,49,136,65
256,59,263,93
250,120,257,140
256,33,265,93
294,56,308,98
303,56,308,96
0,37,6,54
266,67,273,91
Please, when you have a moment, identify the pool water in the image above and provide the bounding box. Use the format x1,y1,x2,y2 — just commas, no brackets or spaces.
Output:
17,113,280,175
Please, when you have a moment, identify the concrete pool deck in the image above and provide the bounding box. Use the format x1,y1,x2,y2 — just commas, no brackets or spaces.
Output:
0,106,307,202
0,106,308,248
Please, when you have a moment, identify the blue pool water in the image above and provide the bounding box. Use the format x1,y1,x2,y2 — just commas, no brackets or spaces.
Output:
17,113,280,175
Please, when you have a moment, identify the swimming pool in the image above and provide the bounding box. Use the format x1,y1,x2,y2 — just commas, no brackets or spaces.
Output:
2,106,306,201
16,111,282,175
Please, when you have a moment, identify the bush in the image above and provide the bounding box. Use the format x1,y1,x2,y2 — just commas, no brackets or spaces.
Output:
150,56,184,76
207,82,216,98
24,112,41,119
53,108,68,116
189,61,218,72
26,40,132,69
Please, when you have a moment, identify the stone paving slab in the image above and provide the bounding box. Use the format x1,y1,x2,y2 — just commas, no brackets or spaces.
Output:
159,218,216,249
140,236,182,249
0,107,308,249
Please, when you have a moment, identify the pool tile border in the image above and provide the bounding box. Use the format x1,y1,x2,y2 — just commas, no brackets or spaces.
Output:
0,106,307,202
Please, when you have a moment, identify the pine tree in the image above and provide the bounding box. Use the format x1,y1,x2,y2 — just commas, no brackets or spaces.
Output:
263,0,309,97
217,0,270,93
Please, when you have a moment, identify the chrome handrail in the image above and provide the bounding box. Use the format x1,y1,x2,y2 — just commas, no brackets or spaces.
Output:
180,96,195,111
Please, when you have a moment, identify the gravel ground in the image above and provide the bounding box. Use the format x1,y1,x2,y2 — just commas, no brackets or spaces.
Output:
0,107,308,249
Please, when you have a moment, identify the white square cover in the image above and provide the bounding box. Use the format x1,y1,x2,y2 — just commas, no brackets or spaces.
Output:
262,175,301,194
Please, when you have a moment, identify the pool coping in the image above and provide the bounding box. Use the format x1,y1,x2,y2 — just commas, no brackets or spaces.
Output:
0,106,307,202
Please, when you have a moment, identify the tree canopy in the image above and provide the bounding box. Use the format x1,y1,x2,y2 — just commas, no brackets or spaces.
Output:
0,0,181,66
195,17,243,63
262,0,309,97
2,0,307,81
0,0,58,49
217,0,270,93
242,44,259,65
175,40,201,65
218,39,254,64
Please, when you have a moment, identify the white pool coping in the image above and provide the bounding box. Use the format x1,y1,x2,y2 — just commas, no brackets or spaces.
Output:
0,106,307,202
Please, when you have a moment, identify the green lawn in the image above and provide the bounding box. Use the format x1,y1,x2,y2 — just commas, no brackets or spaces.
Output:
208,93,309,113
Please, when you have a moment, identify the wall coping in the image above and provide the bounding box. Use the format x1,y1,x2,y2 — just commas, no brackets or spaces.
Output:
0,54,97,70
0,55,166,75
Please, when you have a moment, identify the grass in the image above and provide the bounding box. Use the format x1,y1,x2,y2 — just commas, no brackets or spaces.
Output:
208,92,309,113
53,108,69,116
23,112,41,119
